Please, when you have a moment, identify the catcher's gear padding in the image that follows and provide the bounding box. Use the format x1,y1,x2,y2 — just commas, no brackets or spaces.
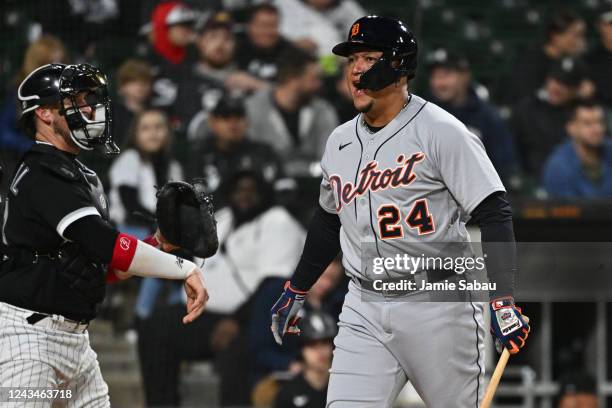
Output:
156,180,219,258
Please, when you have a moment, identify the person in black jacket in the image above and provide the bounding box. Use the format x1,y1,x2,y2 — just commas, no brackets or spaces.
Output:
187,94,284,207
427,49,519,183
274,310,338,408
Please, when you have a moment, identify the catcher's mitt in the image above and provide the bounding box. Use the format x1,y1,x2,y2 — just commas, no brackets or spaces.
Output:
156,180,219,258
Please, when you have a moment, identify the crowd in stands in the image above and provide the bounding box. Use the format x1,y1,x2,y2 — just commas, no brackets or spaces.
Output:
1,0,612,406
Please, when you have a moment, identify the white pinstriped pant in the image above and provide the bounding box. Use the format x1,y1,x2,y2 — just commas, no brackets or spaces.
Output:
0,302,109,407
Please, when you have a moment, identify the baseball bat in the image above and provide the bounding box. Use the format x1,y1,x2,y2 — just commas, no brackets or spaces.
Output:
480,347,510,408
480,315,529,408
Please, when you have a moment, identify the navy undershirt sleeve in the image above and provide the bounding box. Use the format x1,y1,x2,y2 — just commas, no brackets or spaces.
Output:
290,204,342,292
470,191,516,299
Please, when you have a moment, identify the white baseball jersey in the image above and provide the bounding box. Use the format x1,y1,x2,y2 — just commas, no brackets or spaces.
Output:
319,94,505,281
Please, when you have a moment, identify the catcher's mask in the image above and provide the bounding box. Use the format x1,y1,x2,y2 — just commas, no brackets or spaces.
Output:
18,63,119,156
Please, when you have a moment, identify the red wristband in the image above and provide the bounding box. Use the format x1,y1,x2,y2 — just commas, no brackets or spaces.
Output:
143,234,160,248
109,233,138,272
106,267,120,284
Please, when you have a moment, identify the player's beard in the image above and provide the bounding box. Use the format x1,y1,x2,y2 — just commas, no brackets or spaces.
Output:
53,121,72,141
356,100,374,113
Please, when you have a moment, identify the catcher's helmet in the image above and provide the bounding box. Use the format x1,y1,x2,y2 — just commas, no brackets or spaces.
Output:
333,15,418,91
18,63,118,155
299,310,337,344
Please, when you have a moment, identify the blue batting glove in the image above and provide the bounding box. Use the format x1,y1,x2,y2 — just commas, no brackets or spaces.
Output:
270,281,307,345
490,296,531,354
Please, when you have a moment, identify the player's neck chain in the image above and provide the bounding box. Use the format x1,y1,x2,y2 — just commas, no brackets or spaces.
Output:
361,96,411,134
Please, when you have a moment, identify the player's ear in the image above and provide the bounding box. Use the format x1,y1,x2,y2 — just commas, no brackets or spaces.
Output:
34,106,54,126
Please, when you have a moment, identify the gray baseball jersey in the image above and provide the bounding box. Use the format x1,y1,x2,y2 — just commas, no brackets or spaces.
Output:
319,94,505,281
321,94,501,408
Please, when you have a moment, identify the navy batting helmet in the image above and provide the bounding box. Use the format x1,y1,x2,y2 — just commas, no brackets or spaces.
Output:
332,15,418,91
18,63,118,156
299,310,337,344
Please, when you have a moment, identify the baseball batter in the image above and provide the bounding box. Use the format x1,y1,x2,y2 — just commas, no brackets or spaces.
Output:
271,16,531,408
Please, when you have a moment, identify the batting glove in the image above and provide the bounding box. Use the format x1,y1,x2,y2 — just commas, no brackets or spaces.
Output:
270,281,307,345
490,296,531,354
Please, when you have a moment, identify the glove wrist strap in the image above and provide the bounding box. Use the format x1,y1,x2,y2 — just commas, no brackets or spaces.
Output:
491,296,515,310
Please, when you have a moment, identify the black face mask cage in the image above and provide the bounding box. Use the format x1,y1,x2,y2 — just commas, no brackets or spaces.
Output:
58,64,119,156
357,48,417,91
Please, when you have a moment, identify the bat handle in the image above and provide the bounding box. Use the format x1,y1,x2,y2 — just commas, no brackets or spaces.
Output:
480,348,511,408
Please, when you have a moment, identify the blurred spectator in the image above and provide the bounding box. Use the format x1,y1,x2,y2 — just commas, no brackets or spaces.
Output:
142,1,197,108
109,108,182,235
0,35,66,187
235,4,302,82
113,59,153,146
508,10,586,104
249,257,346,387
427,49,519,183
543,100,612,198
273,310,337,408
586,3,612,108
557,372,598,408
137,169,305,407
187,94,283,206
174,12,267,137
245,48,338,162
273,0,343,57
323,62,357,123
29,0,121,56
511,57,586,177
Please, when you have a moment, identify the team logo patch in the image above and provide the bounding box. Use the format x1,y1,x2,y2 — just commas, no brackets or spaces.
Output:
119,237,130,251
497,309,522,335
351,23,360,37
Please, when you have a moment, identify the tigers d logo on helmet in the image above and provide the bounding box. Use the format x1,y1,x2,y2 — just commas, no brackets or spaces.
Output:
351,23,360,37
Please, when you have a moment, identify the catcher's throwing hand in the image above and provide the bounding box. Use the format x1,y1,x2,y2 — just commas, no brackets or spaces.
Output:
270,281,307,345
183,268,208,324
490,297,531,354
156,180,219,258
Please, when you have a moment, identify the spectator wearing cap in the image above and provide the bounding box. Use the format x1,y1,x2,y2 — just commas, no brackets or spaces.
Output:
586,3,612,108
511,57,587,177
427,49,519,183
174,12,267,137
272,310,337,408
142,1,197,108
137,169,306,407
507,9,586,104
187,94,284,207
543,99,612,198
248,256,346,393
556,372,598,408
234,4,302,82
245,48,339,163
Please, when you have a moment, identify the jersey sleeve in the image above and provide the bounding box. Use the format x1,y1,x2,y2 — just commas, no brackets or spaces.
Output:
31,172,100,239
430,119,506,214
318,144,337,214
